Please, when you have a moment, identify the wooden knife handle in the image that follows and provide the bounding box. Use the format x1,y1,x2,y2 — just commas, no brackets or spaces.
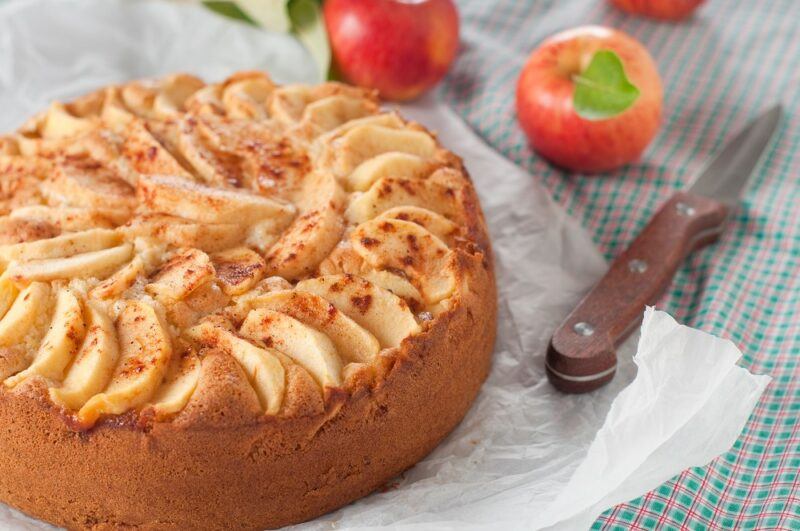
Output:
546,192,730,393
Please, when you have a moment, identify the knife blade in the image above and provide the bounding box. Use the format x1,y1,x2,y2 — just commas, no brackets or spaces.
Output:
546,105,783,393
689,105,783,205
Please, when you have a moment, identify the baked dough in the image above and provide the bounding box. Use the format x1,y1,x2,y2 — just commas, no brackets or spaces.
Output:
0,71,496,530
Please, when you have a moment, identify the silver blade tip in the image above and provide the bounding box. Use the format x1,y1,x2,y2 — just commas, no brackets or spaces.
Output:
688,104,783,204
764,103,784,126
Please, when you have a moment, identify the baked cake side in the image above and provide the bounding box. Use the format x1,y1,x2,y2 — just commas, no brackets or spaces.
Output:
0,71,496,529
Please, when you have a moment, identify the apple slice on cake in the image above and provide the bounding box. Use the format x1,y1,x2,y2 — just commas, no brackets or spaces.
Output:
242,290,380,364
187,320,285,415
78,300,171,426
137,174,295,227
5,287,85,387
239,309,342,389
345,152,434,192
147,351,202,418
6,244,133,283
296,274,420,349
0,228,120,265
351,218,456,304
0,282,51,348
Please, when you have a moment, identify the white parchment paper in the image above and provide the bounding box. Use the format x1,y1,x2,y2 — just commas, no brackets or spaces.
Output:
0,1,769,529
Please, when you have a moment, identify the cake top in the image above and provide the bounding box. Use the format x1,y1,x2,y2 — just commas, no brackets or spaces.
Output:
0,71,487,430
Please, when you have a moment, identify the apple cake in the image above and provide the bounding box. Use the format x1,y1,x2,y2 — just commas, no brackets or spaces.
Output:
0,71,496,530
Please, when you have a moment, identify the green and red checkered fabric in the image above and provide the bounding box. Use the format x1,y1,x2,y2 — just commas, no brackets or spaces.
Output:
442,0,800,528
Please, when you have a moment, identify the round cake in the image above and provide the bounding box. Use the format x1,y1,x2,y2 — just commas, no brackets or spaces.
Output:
0,71,496,529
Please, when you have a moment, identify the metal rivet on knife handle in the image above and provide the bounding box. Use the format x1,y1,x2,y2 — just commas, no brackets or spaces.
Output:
628,259,648,273
573,322,595,336
676,202,696,216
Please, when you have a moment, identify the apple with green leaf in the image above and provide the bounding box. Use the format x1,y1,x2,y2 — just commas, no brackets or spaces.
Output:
610,0,706,21
516,26,663,173
323,0,459,101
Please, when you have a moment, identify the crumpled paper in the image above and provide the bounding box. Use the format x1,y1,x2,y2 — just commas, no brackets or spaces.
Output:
535,308,769,530
0,1,769,529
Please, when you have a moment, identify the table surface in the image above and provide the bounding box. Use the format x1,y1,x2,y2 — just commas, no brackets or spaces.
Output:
444,0,800,528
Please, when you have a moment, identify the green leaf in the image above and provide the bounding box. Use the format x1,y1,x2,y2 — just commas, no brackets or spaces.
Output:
287,0,331,81
202,1,257,26
235,0,291,32
204,0,331,82
573,50,640,121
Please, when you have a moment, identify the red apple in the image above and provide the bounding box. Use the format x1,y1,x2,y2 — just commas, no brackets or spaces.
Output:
515,26,663,173
323,0,459,101
610,0,706,21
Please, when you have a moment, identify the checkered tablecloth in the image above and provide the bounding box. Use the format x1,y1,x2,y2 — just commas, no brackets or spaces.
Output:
442,0,800,528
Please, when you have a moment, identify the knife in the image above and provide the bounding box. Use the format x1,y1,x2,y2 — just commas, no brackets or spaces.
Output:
546,105,783,394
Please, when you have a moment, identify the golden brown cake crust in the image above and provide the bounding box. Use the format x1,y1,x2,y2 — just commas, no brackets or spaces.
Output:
0,71,497,529
0,250,494,530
